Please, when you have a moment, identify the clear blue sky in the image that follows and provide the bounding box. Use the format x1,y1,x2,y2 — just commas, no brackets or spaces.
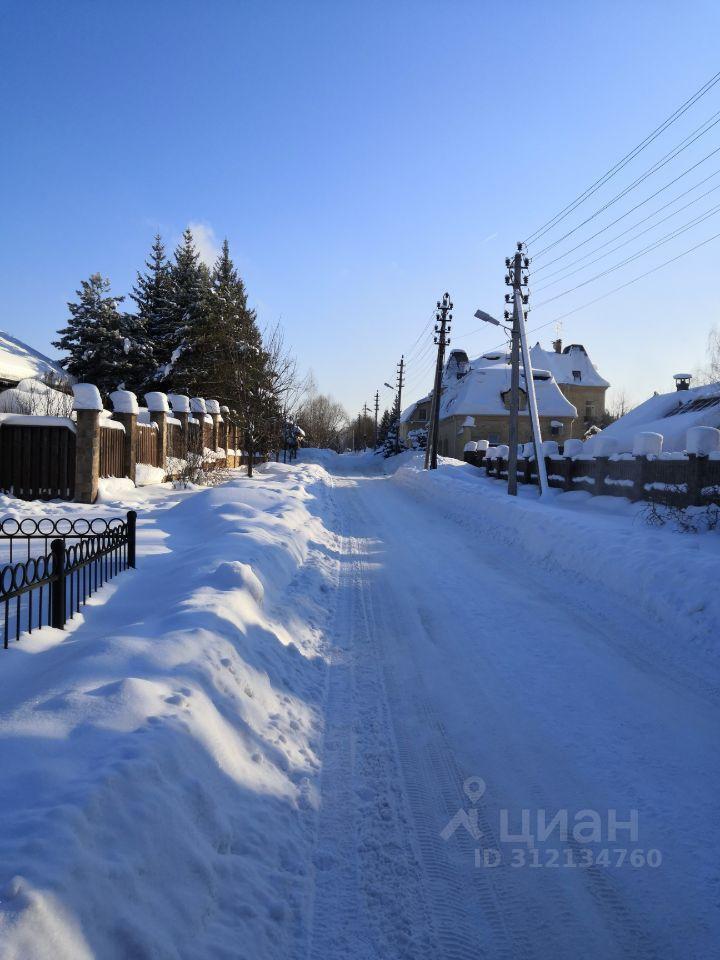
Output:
2,0,720,415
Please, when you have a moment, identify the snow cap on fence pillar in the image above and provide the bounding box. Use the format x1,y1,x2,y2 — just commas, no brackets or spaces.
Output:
541,440,559,457
595,436,619,457
205,399,221,415
190,397,207,415
496,444,509,459
72,383,103,412
464,441,478,452
632,432,663,457
563,439,584,458
145,391,170,413
686,425,720,456
167,393,190,414
109,389,139,415
219,404,230,414
475,439,489,452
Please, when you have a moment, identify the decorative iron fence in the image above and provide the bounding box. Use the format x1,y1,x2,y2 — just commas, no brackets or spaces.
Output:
0,511,136,649
99,423,125,478
0,422,75,500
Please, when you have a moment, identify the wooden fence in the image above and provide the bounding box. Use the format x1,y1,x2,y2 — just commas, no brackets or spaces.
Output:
466,449,720,508
0,421,75,500
99,423,124,478
137,422,159,467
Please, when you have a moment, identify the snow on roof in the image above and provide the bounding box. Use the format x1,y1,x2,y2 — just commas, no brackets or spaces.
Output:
586,381,720,454
438,363,576,419
527,343,610,388
0,331,70,386
400,394,431,423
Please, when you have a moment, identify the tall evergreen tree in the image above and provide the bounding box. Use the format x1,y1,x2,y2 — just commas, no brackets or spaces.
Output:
164,228,210,394
54,274,147,397
129,235,173,389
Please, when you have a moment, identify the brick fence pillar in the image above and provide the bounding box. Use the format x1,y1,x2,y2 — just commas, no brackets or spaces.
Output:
110,390,139,482
145,392,170,471
72,384,103,504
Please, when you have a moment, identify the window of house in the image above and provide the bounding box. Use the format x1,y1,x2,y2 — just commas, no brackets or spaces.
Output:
550,422,564,436
585,400,595,420
573,370,582,382
417,407,427,421
488,432,500,444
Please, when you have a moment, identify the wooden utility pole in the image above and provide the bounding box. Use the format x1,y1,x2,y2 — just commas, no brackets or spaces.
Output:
374,390,380,447
362,402,371,449
429,292,453,470
506,251,522,495
394,356,405,454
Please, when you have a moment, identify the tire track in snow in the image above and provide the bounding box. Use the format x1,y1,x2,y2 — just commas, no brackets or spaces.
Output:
306,475,438,959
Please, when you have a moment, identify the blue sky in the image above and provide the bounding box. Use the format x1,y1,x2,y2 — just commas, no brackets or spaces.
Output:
2,0,720,415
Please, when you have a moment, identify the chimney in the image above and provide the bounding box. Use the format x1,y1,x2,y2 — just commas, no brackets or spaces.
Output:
552,338,562,354
673,373,692,391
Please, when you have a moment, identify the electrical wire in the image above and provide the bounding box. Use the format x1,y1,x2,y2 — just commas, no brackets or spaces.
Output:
524,69,720,245
534,186,720,292
533,199,720,308
534,228,720,328
533,163,720,276
531,110,720,261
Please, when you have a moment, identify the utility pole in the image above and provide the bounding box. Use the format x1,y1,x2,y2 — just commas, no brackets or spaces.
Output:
362,402,371,449
505,242,548,496
428,292,453,470
394,355,405,454
374,390,380,448
505,251,522,495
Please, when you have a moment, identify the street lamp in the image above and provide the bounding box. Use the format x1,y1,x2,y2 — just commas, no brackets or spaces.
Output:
473,308,508,328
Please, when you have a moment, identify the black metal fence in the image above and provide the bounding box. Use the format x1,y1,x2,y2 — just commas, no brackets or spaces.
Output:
0,511,137,649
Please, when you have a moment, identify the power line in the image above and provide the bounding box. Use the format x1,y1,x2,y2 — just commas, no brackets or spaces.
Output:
533,164,720,277
533,200,720,308
524,69,720,244
531,109,720,258
534,187,720,292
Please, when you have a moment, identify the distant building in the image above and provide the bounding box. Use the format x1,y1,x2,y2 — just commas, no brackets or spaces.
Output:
0,330,69,390
528,340,610,438
400,347,578,459
585,373,720,454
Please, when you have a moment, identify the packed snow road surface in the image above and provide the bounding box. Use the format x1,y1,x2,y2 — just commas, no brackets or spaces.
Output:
0,452,717,959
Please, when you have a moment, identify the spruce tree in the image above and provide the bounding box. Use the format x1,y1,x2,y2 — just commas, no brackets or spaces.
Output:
54,274,139,397
164,228,210,394
129,235,173,390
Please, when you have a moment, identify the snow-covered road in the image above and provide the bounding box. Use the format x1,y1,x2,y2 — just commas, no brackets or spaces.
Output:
305,457,718,960
0,453,717,959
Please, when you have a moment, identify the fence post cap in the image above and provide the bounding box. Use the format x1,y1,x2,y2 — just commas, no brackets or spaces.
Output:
109,389,139,414
686,425,720,456
205,399,221,415
219,404,230,414
72,383,103,412
144,391,170,413
167,393,191,414
190,397,207,414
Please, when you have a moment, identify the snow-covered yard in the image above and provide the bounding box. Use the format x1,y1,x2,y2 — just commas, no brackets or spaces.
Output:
0,453,718,959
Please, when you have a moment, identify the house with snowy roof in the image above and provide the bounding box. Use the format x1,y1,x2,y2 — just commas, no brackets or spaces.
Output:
585,373,720,454
400,347,578,459
0,330,70,390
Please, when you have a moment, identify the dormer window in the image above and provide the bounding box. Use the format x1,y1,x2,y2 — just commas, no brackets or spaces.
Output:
572,370,582,382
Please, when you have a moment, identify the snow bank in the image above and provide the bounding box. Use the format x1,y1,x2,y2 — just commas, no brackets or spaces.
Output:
0,464,337,960
135,463,166,486
390,454,720,676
